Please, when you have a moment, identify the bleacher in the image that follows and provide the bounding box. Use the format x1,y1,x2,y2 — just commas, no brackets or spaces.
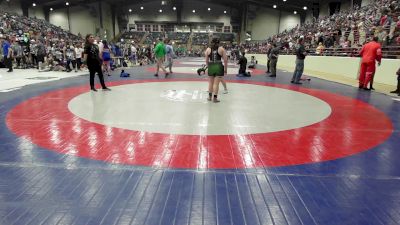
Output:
214,33,236,42
243,0,400,58
120,31,145,43
192,33,209,45
144,32,165,45
167,32,190,44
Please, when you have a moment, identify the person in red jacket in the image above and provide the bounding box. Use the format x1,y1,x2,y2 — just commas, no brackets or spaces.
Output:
358,37,382,91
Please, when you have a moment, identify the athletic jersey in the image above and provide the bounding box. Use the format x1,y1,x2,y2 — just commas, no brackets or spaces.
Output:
102,47,111,61
54,49,63,60
208,46,224,76
209,47,222,63
166,45,174,59
75,47,83,59
12,43,23,57
154,42,166,59
30,43,38,55
2,41,10,57
65,47,75,60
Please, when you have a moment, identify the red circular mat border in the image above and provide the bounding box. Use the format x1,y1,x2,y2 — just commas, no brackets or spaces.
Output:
6,79,393,169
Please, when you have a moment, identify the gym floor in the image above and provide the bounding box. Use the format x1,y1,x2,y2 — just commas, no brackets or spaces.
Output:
0,58,399,225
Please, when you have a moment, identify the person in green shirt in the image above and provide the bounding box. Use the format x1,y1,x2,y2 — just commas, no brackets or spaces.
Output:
153,38,168,77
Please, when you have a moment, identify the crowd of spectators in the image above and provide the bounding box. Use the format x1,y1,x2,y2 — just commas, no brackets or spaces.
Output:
243,0,400,58
167,32,190,44
6,0,398,73
0,11,85,71
120,31,144,44
144,32,164,45
192,33,209,45
214,33,236,42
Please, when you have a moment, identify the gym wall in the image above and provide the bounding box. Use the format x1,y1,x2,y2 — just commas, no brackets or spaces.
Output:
0,0,23,15
127,1,177,24
247,7,301,41
48,2,115,38
126,0,231,26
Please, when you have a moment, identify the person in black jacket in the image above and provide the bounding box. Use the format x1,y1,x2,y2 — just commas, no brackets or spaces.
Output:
82,34,110,91
269,43,279,77
266,42,272,73
237,52,250,77
291,38,307,84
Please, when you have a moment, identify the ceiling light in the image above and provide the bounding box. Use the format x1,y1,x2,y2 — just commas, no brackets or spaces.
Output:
224,10,227,14
32,3,36,7
283,0,287,1
140,6,144,10
173,6,176,10
208,8,211,11
303,6,307,10
50,8,53,11
65,2,69,6
294,11,297,14
192,9,196,13
129,9,132,12
159,9,162,12
273,5,277,8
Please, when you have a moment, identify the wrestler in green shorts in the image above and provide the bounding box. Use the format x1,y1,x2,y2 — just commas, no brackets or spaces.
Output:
208,62,224,77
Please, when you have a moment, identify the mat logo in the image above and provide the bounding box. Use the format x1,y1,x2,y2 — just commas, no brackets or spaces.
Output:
160,89,209,103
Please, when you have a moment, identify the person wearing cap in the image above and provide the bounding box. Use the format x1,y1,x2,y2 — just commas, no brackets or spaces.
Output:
205,36,228,103
1,36,13,72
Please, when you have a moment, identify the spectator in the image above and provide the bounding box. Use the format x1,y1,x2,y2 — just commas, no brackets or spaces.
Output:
83,34,110,92
358,37,382,90
101,40,111,76
153,38,168,77
36,39,46,70
266,43,272,73
165,38,174,73
75,43,83,71
390,67,400,95
12,40,23,68
316,42,325,55
269,43,279,77
1,35,13,72
291,38,307,84
237,51,248,76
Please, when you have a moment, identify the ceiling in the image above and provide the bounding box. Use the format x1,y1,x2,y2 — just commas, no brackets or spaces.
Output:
26,0,319,13
21,0,319,14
